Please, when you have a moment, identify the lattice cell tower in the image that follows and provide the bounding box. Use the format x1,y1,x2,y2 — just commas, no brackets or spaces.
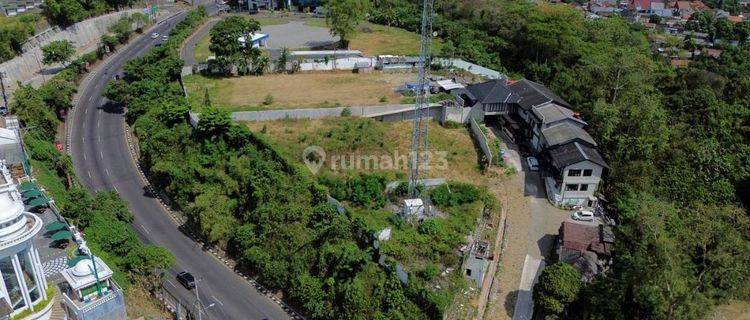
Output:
407,0,435,200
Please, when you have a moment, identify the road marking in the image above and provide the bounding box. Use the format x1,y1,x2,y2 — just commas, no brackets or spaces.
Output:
211,296,224,306
98,136,101,142
165,279,176,288
113,186,119,193
140,224,151,234
105,168,110,176
88,96,93,102
100,151,103,159
87,171,92,178
83,153,86,160
84,108,88,115
97,119,100,128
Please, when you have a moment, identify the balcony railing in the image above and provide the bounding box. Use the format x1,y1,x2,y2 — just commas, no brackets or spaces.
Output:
62,283,125,319
0,214,41,250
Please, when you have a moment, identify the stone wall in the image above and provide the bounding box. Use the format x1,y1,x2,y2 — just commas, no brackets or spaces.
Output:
0,9,143,102
231,104,442,122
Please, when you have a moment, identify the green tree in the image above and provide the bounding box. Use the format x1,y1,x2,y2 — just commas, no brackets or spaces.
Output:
209,16,262,73
325,0,371,47
195,107,231,139
533,262,583,318
43,0,89,26
38,74,76,117
41,40,75,66
11,85,59,140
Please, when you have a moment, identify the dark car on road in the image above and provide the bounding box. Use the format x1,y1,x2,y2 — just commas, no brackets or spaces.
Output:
176,272,196,290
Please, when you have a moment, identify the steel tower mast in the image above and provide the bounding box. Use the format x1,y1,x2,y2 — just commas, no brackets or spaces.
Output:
407,0,435,199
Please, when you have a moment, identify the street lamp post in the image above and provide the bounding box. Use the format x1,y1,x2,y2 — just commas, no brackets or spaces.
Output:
192,277,216,320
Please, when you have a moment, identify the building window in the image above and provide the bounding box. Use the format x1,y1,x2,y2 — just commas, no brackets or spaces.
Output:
568,169,582,177
18,250,39,303
465,269,472,276
579,184,589,191
583,169,593,176
565,184,579,191
0,257,24,311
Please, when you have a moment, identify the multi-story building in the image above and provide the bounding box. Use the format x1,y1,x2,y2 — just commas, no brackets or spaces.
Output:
451,78,609,207
0,163,51,319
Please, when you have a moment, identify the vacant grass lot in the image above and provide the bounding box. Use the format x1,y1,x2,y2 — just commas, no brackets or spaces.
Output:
349,23,443,56
184,72,415,112
244,118,483,182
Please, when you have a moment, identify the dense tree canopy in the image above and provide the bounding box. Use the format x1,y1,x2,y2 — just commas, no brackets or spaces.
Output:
371,0,750,318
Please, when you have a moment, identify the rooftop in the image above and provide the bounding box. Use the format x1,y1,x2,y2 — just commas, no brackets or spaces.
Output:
509,79,572,110
542,122,597,148
559,221,613,256
548,141,609,170
61,256,114,291
465,79,521,105
531,102,586,125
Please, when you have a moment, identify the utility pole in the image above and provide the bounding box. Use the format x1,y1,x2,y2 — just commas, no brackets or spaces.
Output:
0,72,8,115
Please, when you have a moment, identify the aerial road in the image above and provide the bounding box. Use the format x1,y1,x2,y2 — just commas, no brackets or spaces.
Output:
68,5,291,320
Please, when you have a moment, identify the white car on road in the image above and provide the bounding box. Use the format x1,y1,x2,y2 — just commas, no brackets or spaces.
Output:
526,156,539,171
572,210,595,222
151,32,159,39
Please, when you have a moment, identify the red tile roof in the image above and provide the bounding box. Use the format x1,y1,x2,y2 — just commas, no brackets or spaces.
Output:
559,221,612,256
727,15,743,23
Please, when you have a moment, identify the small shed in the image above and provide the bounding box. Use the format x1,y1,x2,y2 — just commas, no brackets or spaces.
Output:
402,198,424,217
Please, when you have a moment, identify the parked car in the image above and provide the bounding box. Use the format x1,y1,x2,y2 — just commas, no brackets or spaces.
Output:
162,35,168,41
151,32,159,39
176,272,196,290
526,156,539,171
572,210,595,222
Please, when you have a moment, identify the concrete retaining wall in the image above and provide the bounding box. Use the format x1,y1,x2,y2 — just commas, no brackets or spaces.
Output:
298,57,376,71
470,117,493,166
435,58,503,79
0,9,142,100
231,104,442,122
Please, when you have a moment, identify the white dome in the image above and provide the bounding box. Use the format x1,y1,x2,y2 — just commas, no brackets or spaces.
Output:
72,259,104,277
0,191,23,223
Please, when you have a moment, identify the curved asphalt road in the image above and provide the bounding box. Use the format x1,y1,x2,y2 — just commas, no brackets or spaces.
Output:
69,7,290,320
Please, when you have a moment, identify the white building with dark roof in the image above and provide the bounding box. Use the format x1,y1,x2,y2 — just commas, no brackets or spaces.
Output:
544,141,609,207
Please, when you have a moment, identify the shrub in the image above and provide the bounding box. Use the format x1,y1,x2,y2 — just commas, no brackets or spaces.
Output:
263,93,274,105
443,120,463,129
341,106,352,117
429,182,481,207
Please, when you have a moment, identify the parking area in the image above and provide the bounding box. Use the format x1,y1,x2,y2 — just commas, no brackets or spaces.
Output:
260,20,338,50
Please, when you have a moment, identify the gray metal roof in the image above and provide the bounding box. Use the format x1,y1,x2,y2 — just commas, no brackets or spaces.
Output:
542,122,597,147
509,79,572,110
531,102,586,125
548,141,608,169
465,80,520,105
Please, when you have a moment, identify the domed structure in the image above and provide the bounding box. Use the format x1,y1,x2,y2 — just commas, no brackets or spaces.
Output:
0,163,48,318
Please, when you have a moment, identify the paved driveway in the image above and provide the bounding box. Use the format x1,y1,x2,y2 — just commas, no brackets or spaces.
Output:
488,124,570,319
260,21,338,50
